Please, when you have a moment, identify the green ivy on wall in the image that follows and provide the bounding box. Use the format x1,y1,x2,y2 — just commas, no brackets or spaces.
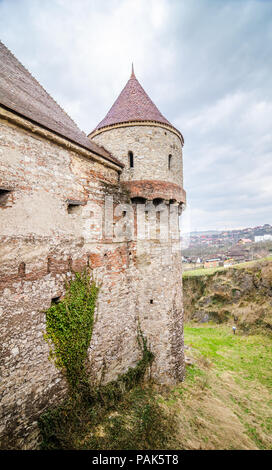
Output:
44,271,99,395
40,273,156,449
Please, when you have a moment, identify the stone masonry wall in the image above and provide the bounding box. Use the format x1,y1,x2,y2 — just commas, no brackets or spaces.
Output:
0,117,184,449
0,118,124,449
92,124,183,188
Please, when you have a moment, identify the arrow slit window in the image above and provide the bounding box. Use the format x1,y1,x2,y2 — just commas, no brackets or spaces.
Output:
128,151,134,168
168,154,172,170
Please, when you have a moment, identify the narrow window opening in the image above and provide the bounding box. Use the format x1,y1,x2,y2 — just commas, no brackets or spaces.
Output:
68,256,73,271
150,299,153,304
47,257,52,274
0,188,12,207
67,204,81,215
131,197,146,204
153,198,164,206
18,262,26,277
66,199,85,215
168,154,172,170
128,151,134,168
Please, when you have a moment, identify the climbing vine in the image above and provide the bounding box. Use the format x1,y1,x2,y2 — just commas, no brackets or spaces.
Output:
95,325,154,405
41,273,157,449
44,270,99,394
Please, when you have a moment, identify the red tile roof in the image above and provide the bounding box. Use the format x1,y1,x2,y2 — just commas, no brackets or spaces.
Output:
0,41,123,167
94,67,175,131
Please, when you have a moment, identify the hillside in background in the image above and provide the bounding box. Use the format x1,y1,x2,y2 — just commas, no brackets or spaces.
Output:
183,258,272,333
182,224,272,264
188,223,272,244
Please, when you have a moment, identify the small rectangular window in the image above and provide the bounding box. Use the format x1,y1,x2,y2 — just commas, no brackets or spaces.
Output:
128,151,134,168
168,155,172,170
18,262,26,277
0,188,12,207
47,257,52,274
66,199,85,214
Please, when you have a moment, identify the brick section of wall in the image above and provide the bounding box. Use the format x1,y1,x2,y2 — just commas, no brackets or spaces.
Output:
124,179,186,203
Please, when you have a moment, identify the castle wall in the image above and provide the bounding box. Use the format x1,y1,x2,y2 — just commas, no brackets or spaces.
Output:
0,118,126,449
0,117,184,449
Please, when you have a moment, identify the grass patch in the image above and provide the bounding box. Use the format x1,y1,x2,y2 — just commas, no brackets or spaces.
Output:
40,323,272,450
184,324,272,388
183,265,228,278
175,324,272,449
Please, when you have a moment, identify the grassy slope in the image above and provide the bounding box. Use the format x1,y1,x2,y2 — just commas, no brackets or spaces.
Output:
40,258,272,450
41,324,272,450
177,324,272,449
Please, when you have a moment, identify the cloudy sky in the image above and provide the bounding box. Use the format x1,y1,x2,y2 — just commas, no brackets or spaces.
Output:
0,0,271,231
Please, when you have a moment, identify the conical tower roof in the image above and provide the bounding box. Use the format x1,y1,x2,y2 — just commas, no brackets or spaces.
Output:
94,66,175,132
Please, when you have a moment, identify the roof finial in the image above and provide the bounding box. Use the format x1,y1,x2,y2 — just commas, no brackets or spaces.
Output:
131,62,135,78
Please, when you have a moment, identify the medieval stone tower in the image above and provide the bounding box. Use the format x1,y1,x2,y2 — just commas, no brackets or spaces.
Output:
88,66,186,384
0,41,186,449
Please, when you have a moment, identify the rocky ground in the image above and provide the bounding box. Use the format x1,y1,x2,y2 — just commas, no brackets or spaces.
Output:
183,258,272,334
